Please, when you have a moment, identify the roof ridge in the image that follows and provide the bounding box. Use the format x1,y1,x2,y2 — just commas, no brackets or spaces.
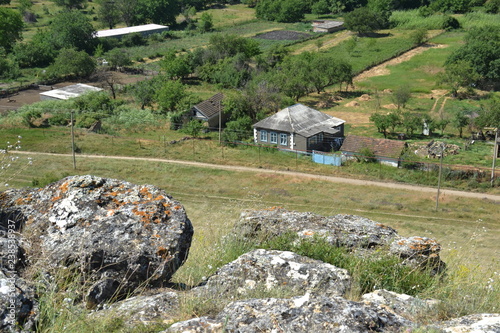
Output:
287,107,295,133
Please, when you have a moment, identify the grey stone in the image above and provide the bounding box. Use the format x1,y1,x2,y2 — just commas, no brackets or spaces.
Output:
0,270,38,333
166,294,412,333
390,236,446,274
235,208,399,248
192,249,351,299
439,313,500,333
93,290,179,327
362,289,440,320
0,175,193,306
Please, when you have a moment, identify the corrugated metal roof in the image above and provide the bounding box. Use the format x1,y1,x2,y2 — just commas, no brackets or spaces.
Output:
253,104,344,137
340,135,406,158
315,21,344,29
96,24,169,38
193,93,224,119
39,84,103,100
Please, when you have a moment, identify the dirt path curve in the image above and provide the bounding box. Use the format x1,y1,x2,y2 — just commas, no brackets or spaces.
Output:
16,151,500,202
292,30,353,55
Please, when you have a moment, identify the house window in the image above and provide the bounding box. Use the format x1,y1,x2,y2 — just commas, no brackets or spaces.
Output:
280,133,287,146
270,132,278,144
260,130,268,142
308,133,324,146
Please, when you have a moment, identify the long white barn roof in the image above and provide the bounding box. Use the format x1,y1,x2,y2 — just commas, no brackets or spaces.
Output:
96,24,169,38
40,84,102,100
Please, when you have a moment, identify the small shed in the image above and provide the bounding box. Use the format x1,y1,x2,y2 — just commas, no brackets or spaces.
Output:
340,135,407,167
312,20,344,33
96,24,169,39
39,84,103,101
191,93,226,130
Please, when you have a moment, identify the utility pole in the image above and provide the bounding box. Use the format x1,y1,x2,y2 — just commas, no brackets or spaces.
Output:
218,100,222,144
70,110,76,170
435,143,444,211
491,128,499,187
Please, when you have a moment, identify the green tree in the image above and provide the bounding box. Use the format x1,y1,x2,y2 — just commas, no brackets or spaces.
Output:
256,0,306,23
0,50,20,79
133,0,181,25
160,50,192,80
446,26,500,90
409,28,427,46
115,0,138,26
344,6,388,35
475,98,500,130
13,31,58,68
47,48,96,78
222,116,253,143
401,112,421,137
207,34,261,60
452,108,470,138
391,85,411,110
0,8,24,52
96,0,121,29
312,0,330,17
18,0,34,15
156,79,189,113
49,11,96,53
131,77,162,110
104,48,132,69
485,0,500,13
52,0,87,10
183,119,204,137
197,12,213,33
439,60,480,97
370,113,391,138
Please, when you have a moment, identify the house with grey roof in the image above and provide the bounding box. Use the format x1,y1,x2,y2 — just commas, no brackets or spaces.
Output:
191,93,225,129
253,104,345,152
312,20,344,33
340,135,407,167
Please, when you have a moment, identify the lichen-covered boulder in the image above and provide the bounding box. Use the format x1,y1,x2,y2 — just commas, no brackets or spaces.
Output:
235,208,399,248
438,313,500,332
192,249,351,299
166,294,412,333
390,236,446,274
0,270,38,333
362,289,440,320
92,290,179,327
0,175,193,306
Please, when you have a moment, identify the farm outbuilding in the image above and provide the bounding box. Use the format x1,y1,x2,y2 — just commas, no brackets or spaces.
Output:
253,104,345,152
191,93,226,130
96,24,169,39
312,20,344,33
340,135,407,167
39,84,103,101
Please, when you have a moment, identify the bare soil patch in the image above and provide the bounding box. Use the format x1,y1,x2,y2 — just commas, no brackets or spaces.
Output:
254,30,312,40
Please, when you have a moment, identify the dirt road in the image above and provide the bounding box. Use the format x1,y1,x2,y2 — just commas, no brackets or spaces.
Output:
15,151,500,202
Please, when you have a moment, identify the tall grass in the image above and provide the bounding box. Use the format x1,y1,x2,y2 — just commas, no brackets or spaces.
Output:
460,11,500,28
390,10,453,30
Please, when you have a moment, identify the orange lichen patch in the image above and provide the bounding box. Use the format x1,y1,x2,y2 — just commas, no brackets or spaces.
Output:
15,195,32,205
106,210,115,217
153,217,161,224
51,195,62,202
376,223,389,229
303,231,315,236
265,206,283,211
162,202,172,208
151,234,161,239
173,205,182,210
132,208,153,224
154,195,164,201
140,187,153,200
157,246,168,259
165,210,171,217
59,181,70,193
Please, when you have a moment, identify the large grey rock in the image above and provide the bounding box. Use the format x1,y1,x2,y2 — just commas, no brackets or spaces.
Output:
0,270,38,333
362,289,440,320
93,290,179,327
390,236,446,274
235,208,399,248
438,313,500,332
192,249,351,299
166,294,412,333
0,175,194,307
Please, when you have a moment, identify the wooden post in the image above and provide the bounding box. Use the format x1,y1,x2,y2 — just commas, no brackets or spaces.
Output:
435,144,444,211
70,110,76,170
491,128,499,187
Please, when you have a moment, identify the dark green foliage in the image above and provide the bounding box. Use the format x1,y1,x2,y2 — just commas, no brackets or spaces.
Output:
440,15,461,30
48,11,96,53
0,8,24,52
104,48,132,68
197,12,213,33
14,31,58,68
222,116,253,143
156,79,191,113
160,50,192,80
121,33,146,47
52,0,87,10
409,28,428,45
133,0,181,26
256,0,306,23
475,97,500,129
182,119,204,137
96,0,121,29
401,111,422,137
344,6,389,35
207,34,261,60
198,54,252,89
446,26,500,90
47,48,96,78
452,108,470,138
391,84,412,109
430,0,472,13
485,0,500,13
439,60,480,97
0,50,20,80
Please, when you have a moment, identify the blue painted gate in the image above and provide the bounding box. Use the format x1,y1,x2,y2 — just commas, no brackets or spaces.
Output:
312,151,342,166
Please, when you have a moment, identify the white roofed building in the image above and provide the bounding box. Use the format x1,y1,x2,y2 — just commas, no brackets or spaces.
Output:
39,84,103,101
96,24,169,39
